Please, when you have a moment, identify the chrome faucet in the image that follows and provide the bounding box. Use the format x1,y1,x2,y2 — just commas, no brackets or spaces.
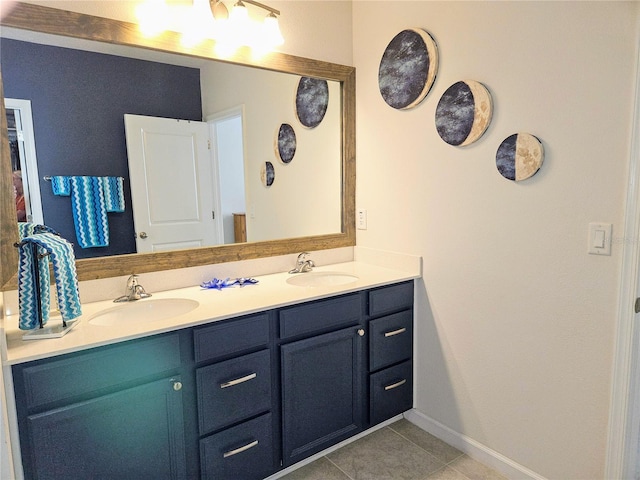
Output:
114,274,152,302
289,252,315,274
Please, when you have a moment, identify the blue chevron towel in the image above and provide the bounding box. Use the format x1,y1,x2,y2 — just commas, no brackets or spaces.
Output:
50,176,70,196
18,232,82,330
51,176,125,248
18,222,59,239
101,176,125,213
17,224,53,328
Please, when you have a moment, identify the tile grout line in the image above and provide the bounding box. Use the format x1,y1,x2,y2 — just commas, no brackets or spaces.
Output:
323,455,356,480
386,424,478,480
387,424,464,465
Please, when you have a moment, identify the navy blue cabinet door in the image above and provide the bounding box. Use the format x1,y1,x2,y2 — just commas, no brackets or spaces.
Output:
25,377,187,480
281,326,364,466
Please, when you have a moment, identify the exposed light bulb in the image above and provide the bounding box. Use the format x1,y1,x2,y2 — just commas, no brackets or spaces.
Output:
226,1,254,47
262,13,283,47
135,0,170,37
181,0,216,47
229,1,249,25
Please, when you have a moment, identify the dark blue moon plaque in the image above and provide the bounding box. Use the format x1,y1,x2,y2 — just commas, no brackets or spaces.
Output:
378,28,438,110
496,133,544,181
435,80,493,146
261,161,275,187
295,77,329,128
276,123,296,164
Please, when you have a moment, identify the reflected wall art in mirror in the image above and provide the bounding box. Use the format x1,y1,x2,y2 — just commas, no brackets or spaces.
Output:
0,2,355,290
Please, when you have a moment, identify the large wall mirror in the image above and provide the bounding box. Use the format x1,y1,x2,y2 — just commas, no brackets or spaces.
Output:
0,2,355,290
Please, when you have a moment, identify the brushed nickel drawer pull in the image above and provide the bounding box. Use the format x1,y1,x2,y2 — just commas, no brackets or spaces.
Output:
384,379,407,391
384,327,406,337
223,440,258,458
220,373,257,389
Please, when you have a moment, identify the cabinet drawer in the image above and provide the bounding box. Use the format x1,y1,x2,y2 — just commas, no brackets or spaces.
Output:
368,281,413,317
193,313,270,363
17,333,181,410
200,412,274,480
197,349,271,435
370,360,412,426
279,293,361,340
369,310,413,372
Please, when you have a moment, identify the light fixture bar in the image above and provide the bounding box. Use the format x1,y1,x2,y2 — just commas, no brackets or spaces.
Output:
242,0,280,16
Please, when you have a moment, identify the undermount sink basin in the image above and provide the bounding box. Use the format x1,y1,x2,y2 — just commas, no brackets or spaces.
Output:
286,271,359,287
88,298,199,326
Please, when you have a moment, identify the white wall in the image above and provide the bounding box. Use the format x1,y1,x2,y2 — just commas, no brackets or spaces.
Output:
354,2,639,479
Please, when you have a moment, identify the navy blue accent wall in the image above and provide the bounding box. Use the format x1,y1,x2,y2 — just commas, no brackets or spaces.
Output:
1,39,203,259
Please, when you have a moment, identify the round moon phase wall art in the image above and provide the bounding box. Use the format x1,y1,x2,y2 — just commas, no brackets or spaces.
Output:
496,133,544,181
435,80,493,146
295,77,329,128
378,28,439,110
261,161,275,187
275,123,296,164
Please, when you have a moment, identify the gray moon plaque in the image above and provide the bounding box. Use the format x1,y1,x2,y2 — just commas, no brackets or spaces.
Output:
496,133,544,181
435,80,493,146
261,161,275,187
378,28,439,110
275,123,296,164
295,77,329,128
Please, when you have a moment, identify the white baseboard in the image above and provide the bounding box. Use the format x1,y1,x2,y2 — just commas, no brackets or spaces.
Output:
404,409,547,480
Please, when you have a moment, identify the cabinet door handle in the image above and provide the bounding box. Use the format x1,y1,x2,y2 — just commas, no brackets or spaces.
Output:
223,440,259,458
384,379,407,391
384,327,406,337
220,373,257,389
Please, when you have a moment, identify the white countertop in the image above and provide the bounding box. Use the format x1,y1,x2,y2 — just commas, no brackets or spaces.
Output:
2,261,419,365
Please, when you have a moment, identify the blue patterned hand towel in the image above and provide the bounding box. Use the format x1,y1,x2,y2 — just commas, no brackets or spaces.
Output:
100,176,125,213
18,232,82,330
50,176,70,196
51,176,109,248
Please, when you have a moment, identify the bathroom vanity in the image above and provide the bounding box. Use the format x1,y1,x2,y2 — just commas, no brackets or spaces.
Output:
3,263,417,480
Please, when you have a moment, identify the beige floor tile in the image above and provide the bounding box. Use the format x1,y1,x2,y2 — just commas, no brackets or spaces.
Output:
326,427,445,480
389,419,464,464
447,455,508,480
279,456,351,480
426,466,472,480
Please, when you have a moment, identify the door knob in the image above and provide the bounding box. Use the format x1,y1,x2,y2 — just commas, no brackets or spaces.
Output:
138,231,148,239
172,381,182,391
357,328,365,337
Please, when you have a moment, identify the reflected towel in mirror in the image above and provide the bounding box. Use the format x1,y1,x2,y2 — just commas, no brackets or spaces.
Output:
50,176,125,248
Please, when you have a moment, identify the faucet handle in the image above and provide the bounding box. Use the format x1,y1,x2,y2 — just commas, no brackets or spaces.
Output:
127,274,139,289
297,252,310,263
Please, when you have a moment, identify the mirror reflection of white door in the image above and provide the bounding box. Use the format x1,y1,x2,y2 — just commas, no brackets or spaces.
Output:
5,98,44,224
124,114,222,253
207,106,247,244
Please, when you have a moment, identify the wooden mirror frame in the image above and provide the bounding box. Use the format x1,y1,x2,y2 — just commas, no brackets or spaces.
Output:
0,2,355,291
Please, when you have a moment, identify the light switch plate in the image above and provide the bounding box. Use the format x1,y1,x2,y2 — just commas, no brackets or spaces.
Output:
357,209,367,230
588,223,612,255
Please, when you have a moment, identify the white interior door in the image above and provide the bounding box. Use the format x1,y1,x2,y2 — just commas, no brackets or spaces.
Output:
124,114,222,253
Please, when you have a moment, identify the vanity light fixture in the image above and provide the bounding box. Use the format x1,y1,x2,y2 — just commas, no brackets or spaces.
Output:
210,0,284,53
136,0,284,53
